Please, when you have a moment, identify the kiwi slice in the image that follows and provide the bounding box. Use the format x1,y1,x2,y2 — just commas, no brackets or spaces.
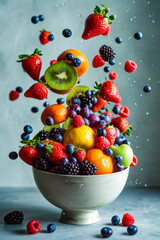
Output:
44,62,78,94
66,85,90,106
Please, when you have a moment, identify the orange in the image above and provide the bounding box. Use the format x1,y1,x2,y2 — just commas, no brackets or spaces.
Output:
41,104,68,125
86,149,114,175
57,49,89,77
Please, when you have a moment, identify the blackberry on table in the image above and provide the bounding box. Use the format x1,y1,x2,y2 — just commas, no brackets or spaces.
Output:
80,160,97,175
34,155,51,171
4,211,24,224
37,130,49,141
99,45,116,62
49,128,66,139
55,162,80,175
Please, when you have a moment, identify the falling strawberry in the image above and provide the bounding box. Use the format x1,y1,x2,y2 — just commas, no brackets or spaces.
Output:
102,24,111,36
17,48,42,80
9,90,19,101
104,125,117,145
82,5,115,40
39,29,51,45
24,83,48,100
112,117,132,136
92,96,107,112
92,55,105,68
19,145,38,165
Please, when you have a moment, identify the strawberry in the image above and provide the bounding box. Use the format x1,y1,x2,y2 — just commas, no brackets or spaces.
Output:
102,24,111,36
74,149,86,162
97,81,121,103
130,154,138,167
24,83,48,100
92,55,105,68
47,142,68,165
17,48,42,80
104,125,117,145
39,29,50,45
19,146,38,165
82,5,115,40
112,117,129,133
92,97,107,112
9,90,19,101
50,60,57,65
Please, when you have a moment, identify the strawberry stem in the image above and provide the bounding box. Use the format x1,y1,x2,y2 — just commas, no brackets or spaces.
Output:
94,4,116,24
17,48,42,62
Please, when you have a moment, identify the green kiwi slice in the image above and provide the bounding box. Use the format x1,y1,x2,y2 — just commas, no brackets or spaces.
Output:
44,62,78,93
66,85,90,106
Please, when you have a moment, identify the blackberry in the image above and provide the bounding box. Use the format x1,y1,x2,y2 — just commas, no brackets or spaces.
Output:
49,128,66,139
34,155,51,171
99,45,116,62
55,163,80,175
81,96,94,107
80,160,97,175
4,211,24,224
37,130,49,140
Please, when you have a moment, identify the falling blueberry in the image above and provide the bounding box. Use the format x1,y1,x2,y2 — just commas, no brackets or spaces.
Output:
31,107,39,113
85,90,92,96
52,133,63,143
57,98,65,104
115,37,122,43
62,29,72,38
134,32,143,40
45,116,54,126
43,101,50,107
72,58,81,67
24,125,33,134
104,66,110,72
16,86,23,93
77,79,81,84
48,34,54,41
31,16,39,24
112,106,120,114
21,133,29,141
38,14,45,21
109,59,116,65
143,85,151,93
9,151,18,160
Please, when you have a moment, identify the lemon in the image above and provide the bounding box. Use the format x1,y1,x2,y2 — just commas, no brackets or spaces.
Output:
63,125,95,151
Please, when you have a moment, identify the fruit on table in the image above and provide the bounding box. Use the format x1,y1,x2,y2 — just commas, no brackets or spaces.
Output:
27,219,41,234
24,83,48,100
63,125,95,151
86,148,114,174
57,49,89,77
98,80,121,103
4,210,24,224
44,62,78,94
66,85,90,106
110,144,133,168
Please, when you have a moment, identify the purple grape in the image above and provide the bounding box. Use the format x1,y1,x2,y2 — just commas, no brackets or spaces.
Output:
68,110,77,118
114,163,124,172
88,114,100,127
80,107,90,118
69,104,81,113
96,120,107,128
115,127,121,138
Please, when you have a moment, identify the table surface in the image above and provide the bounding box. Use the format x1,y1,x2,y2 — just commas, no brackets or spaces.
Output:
0,187,160,240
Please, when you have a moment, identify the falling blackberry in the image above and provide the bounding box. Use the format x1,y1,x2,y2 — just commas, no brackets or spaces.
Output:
37,130,49,141
99,45,116,62
49,128,66,139
4,211,24,224
34,155,51,171
55,162,80,175
80,160,97,175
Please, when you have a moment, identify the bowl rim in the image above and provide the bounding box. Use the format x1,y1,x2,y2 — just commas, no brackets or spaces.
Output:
32,166,129,178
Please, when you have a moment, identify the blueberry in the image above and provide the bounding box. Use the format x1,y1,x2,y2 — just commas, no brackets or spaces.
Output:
111,215,120,225
9,151,18,160
85,90,92,96
24,125,33,134
143,85,151,93
97,120,107,128
88,103,92,108
31,16,39,24
83,118,90,126
115,37,122,43
72,58,81,67
31,107,39,113
52,133,63,143
109,59,116,65
112,106,120,114
100,114,111,124
92,97,97,105
45,117,54,126
57,98,65,104
114,162,124,172
104,66,110,72
62,29,72,38
48,34,54,41
127,225,138,235
60,157,69,166
113,143,119,146
115,136,125,145
77,79,81,84
47,223,56,233
71,97,81,105
66,144,75,154
97,128,107,137
43,101,50,107
123,139,131,146
101,227,113,238
38,14,45,21
134,32,143,40
104,148,113,156
16,86,23,93
36,143,44,150
69,156,77,163
91,90,96,96
21,133,29,141
65,53,74,61
114,155,123,163
89,109,93,114
79,94,84,100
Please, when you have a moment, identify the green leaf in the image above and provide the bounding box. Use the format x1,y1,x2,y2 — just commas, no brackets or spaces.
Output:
109,15,116,20
105,77,107,81
74,147,86,153
94,5,101,14
105,123,110,127
43,124,60,132
108,20,112,25
98,110,102,114
105,108,109,112
62,117,72,130
108,102,111,105
101,5,110,14
18,54,29,59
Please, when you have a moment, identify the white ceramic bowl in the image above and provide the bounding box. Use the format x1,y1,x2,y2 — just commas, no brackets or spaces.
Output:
33,167,129,225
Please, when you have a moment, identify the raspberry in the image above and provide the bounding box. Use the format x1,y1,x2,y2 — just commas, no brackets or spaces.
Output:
99,45,116,62
74,149,86,162
109,72,118,80
27,219,41,234
95,136,110,150
92,55,105,68
119,106,130,118
9,90,19,101
122,213,135,226
124,60,137,73
50,60,57,65
80,160,97,175
4,211,24,224
130,155,138,167
72,115,85,127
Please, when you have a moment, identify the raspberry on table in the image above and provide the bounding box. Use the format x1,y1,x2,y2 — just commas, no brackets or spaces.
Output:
72,115,85,127
4,211,24,224
80,160,97,175
99,45,116,62
122,213,135,226
27,219,41,234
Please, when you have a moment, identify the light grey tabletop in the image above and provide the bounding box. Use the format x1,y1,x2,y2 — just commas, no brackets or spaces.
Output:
0,187,160,239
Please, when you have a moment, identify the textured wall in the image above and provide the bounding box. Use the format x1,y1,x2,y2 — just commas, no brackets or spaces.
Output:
0,0,159,186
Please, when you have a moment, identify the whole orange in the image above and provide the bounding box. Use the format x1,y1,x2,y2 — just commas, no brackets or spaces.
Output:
41,104,68,125
57,49,89,77
86,149,114,175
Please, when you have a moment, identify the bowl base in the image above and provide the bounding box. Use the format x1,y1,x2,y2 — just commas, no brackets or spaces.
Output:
59,209,101,225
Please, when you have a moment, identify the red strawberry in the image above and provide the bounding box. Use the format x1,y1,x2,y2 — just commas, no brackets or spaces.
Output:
104,126,117,145
112,117,129,133
74,149,86,162
92,97,107,112
18,48,42,80
102,24,111,36
24,83,48,100
92,55,105,68
99,80,121,103
119,106,130,118
130,154,138,167
82,5,114,40
9,90,19,101
124,60,137,73
103,111,113,120
50,60,57,65
40,75,46,83
19,146,38,165
48,143,68,165
39,29,50,45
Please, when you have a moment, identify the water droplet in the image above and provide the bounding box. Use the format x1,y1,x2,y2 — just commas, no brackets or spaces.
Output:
140,94,143,97
130,18,133,21
147,1,150,4
78,14,82,18
81,40,83,43
140,60,143,63
152,20,155,23
119,62,122,65
133,0,135,3
65,180,68,182
59,3,62,6
147,138,150,142
136,145,139,148
128,36,132,40
136,136,139,139
133,16,136,19
157,80,160,84
133,80,136,83
148,77,151,81
134,102,137,107
146,112,149,115
151,35,154,37
141,168,143,171
63,2,66,6
144,184,148,187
